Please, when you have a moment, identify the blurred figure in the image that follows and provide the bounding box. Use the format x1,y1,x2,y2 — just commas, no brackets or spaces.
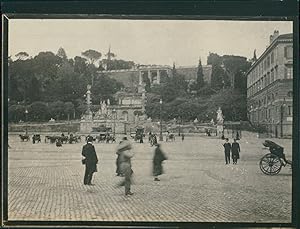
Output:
153,143,167,181
116,138,125,176
118,137,134,196
231,139,241,164
82,136,98,185
181,133,185,141
223,138,231,165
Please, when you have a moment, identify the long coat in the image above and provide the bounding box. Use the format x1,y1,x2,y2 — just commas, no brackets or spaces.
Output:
153,147,167,176
82,143,98,173
118,140,134,174
231,142,240,159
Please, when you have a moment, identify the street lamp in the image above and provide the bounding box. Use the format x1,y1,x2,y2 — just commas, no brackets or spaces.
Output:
113,108,116,137
159,99,163,141
25,109,28,135
280,98,286,138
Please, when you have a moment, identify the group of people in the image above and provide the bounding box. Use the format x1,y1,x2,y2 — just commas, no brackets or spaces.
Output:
222,138,241,164
81,135,242,195
81,136,167,196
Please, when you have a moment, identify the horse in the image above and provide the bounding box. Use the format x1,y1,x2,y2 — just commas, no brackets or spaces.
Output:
19,134,30,142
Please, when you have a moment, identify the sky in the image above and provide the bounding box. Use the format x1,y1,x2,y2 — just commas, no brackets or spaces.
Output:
9,19,293,66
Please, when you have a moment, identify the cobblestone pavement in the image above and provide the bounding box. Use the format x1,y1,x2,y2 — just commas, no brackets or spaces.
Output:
7,134,292,222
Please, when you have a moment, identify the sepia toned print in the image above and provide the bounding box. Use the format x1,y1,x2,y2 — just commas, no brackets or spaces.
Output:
7,19,293,222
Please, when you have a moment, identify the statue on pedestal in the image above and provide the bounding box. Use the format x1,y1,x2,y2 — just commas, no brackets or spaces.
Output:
216,107,224,137
101,101,107,115
216,107,224,124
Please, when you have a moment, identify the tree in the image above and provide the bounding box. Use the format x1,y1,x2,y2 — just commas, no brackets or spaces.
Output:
48,101,65,120
74,56,88,74
57,47,67,60
104,59,135,70
196,58,205,89
64,102,75,120
15,52,29,60
8,104,26,122
28,76,41,103
91,75,123,105
28,101,49,121
81,49,102,65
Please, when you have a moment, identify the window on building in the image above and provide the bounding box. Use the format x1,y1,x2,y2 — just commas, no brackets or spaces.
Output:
269,108,271,119
288,106,292,116
271,52,274,64
284,46,293,59
267,73,270,85
271,69,274,82
267,56,270,68
284,66,292,79
274,66,278,80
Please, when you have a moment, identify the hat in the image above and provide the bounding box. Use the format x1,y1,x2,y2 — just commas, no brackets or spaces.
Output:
87,136,94,142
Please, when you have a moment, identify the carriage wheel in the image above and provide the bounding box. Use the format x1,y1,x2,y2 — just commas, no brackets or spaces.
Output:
259,153,282,175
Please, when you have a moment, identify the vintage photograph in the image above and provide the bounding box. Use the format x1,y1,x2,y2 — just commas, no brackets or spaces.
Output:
6,18,293,222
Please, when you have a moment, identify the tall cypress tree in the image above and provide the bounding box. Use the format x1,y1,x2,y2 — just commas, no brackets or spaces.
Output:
196,58,204,89
172,62,176,77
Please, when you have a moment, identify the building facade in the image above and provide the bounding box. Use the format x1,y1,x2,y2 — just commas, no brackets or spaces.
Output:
247,31,293,137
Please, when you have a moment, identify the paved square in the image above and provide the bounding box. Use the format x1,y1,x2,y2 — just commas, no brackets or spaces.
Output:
7,134,292,222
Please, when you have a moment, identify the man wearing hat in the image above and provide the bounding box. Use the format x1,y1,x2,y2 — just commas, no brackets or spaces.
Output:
82,136,98,185
153,143,167,181
117,137,134,196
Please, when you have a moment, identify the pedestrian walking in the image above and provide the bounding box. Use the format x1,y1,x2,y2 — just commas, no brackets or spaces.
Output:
231,139,240,164
223,138,231,164
118,137,134,196
153,143,167,181
82,136,98,185
115,139,124,176
181,133,185,141
139,134,144,143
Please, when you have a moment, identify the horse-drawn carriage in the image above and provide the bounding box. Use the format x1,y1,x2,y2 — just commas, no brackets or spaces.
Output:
166,132,175,142
259,140,292,175
32,134,41,143
95,132,116,143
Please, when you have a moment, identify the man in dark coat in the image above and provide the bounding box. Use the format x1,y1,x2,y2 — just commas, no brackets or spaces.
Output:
153,143,167,181
118,137,134,196
82,136,98,185
231,139,240,164
223,138,231,165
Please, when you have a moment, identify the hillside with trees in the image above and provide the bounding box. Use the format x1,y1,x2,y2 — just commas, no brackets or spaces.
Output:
8,48,124,122
8,48,251,124
144,53,251,123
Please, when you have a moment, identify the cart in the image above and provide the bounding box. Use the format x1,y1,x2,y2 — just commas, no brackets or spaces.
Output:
259,140,292,175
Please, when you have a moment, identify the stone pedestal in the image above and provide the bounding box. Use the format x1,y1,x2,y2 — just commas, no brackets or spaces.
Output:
217,125,224,136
